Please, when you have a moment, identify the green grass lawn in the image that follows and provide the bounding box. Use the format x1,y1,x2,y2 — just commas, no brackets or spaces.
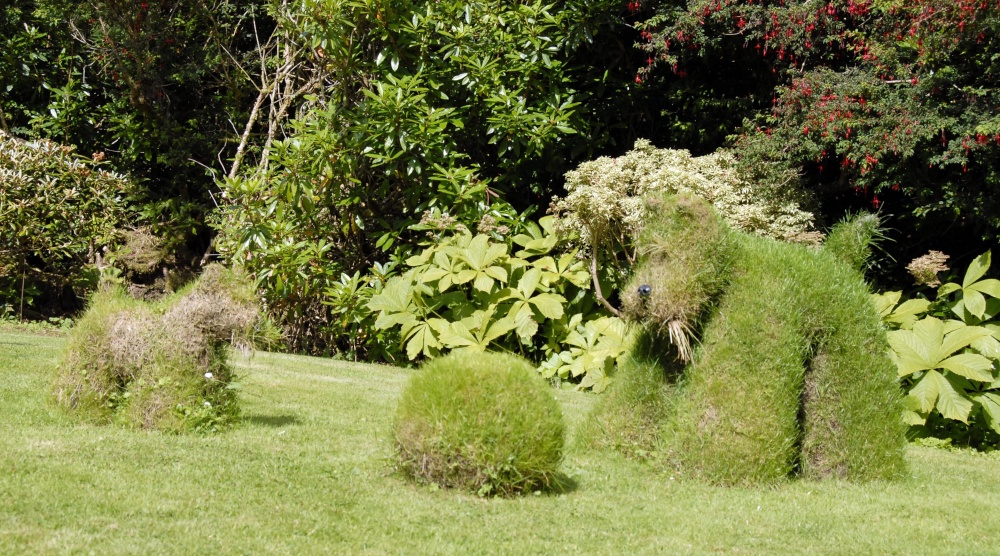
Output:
2,331,1000,555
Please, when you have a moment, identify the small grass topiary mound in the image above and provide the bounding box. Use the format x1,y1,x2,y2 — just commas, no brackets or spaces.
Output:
394,351,566,496
53,264,259,432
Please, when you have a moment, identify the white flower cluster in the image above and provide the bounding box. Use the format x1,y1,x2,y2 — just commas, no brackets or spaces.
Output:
550,139,817,252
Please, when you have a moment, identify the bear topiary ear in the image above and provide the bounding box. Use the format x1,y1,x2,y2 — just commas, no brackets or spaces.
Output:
620,193,733,360
822,212,885,272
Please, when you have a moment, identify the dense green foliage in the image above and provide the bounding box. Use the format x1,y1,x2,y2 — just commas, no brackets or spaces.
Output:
589,194,906,485
0,131,135,318
394,351,565,496
212,0,638,355
0,0,266,248
5,0,998,393
636,0,1000,267
54,265,259,432
875,250,1000,448
367,219,626,390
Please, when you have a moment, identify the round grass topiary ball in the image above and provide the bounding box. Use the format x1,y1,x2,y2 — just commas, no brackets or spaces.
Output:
394,351,566,496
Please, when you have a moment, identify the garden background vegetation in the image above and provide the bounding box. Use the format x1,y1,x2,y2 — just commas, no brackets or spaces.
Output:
4,0,1000,447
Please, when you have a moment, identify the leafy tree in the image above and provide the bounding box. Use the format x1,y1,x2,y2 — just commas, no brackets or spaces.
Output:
213,0,636,355
1,0,269,257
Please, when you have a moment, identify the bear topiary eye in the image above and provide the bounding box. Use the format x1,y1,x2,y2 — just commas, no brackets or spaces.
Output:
638,284,652,297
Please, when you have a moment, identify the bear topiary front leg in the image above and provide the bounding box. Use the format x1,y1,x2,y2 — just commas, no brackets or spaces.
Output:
797,275,907,481
663,239,812,486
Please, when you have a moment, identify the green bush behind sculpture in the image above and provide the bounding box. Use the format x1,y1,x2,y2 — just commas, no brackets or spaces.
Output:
583,192,906,485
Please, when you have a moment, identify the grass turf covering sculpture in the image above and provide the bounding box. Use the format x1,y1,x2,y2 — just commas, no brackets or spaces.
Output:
53,265,259,432
394,351,566,496
582,192,906,485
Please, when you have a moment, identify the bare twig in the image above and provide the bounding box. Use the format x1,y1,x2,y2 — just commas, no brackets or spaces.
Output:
590,239,621,318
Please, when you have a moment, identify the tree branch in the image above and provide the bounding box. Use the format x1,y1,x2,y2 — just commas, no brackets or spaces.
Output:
590,239,621,317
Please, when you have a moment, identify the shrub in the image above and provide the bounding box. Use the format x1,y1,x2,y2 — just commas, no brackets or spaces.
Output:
367,218,627,391
0,131,135,317
394,351,566,496
874,250,1000,449
53,264,259,432
550,140,816,271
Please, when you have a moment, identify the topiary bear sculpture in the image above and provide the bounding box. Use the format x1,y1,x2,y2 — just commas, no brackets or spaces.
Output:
587,192,906,486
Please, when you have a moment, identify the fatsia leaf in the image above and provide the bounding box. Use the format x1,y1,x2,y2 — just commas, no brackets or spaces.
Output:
938,373,974,423
366,275,412,314
939,353,995,382
473,274,494,292
871,291,902,317
912,317,944,356
374,311,416,330
938,325,994,360
889,299,932,329
972,333,1000,359
902,409,927,426
516,267,542,298
909,369,943,413
895,355,931,377
404,321,439,360
461,234,489,267
483,316,517,343
965,290,987,320
512,303,538,341
908,368,975,422
887,328,932,366
938,282,962,297
969,278,1000,298
453,269,476,284
484,266,508,283
434,320,478,349
530,293,566,320
963,251,991,288
420,267,449,283
974,392,1000,434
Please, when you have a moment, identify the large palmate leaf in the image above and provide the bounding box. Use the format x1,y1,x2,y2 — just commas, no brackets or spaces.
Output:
419,248,466,292
369,274,418,329
432,305,517,352
939,251,1000,321
543,317,629,387
500,267,567,342
402,319,442,360
870,291,931,329
972,392,1000,434
512,215,559,257
454,234,509,292
532,250,590,289
887,316,994,381
907,370,974,423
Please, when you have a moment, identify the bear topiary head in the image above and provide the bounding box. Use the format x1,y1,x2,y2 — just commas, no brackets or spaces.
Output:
394,351,566,496
620,193,734,360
